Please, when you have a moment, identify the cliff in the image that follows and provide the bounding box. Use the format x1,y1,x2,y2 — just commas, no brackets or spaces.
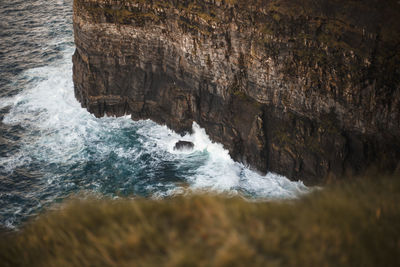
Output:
72,0,400,184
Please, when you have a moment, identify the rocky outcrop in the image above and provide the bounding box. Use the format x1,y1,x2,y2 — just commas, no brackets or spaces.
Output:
72,0,400,184
174,141,194,151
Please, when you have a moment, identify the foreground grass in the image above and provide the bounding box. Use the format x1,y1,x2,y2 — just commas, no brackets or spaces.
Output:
1,176,400,267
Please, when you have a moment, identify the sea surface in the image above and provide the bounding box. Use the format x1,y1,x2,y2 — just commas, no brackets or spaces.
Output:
0,0,308,229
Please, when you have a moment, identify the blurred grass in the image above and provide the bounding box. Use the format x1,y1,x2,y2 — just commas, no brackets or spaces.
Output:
1,175,400,267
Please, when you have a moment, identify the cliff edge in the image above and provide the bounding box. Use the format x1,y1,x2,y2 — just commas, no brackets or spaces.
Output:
72,0,400,184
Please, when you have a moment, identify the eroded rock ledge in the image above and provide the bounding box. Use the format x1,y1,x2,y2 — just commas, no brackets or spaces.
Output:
73,0,400,184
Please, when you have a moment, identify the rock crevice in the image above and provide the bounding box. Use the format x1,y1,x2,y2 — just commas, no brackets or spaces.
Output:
73,0,400,184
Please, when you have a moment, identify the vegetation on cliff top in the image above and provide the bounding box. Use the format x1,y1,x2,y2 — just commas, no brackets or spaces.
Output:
1,174,399,266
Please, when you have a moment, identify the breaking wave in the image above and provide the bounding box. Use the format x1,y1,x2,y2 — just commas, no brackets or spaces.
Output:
0,0,308,229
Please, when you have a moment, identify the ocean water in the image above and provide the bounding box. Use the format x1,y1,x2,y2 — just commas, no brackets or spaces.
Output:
0,0,308,229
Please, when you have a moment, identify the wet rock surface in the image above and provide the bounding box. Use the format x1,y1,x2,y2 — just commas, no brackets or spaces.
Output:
174,141,194,151
72,0,400,184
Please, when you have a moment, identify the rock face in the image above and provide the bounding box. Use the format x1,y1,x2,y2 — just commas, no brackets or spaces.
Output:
73,0,400,184
174,141,195,151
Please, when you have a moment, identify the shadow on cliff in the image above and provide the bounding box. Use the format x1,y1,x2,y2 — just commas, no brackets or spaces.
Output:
72,0,400,184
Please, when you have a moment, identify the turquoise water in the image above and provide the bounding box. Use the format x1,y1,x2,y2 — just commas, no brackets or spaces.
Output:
0,0,308,229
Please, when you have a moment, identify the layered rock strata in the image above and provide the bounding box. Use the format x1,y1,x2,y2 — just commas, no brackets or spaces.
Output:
73,0,400,184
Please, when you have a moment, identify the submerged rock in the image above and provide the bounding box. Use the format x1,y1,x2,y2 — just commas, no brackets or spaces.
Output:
174,141,194,151
72,0,400,184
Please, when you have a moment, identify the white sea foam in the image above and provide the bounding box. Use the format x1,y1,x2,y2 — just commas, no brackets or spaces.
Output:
0,47,309,200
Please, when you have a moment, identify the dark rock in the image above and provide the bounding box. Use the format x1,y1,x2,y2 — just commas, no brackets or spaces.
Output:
72,0,400,184
174,141,194,151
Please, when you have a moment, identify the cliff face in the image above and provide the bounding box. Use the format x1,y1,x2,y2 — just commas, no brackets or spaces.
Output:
72,0,400,184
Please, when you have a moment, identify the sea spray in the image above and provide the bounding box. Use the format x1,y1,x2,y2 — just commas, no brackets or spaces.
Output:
0,47,308,227
0,0,308,229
